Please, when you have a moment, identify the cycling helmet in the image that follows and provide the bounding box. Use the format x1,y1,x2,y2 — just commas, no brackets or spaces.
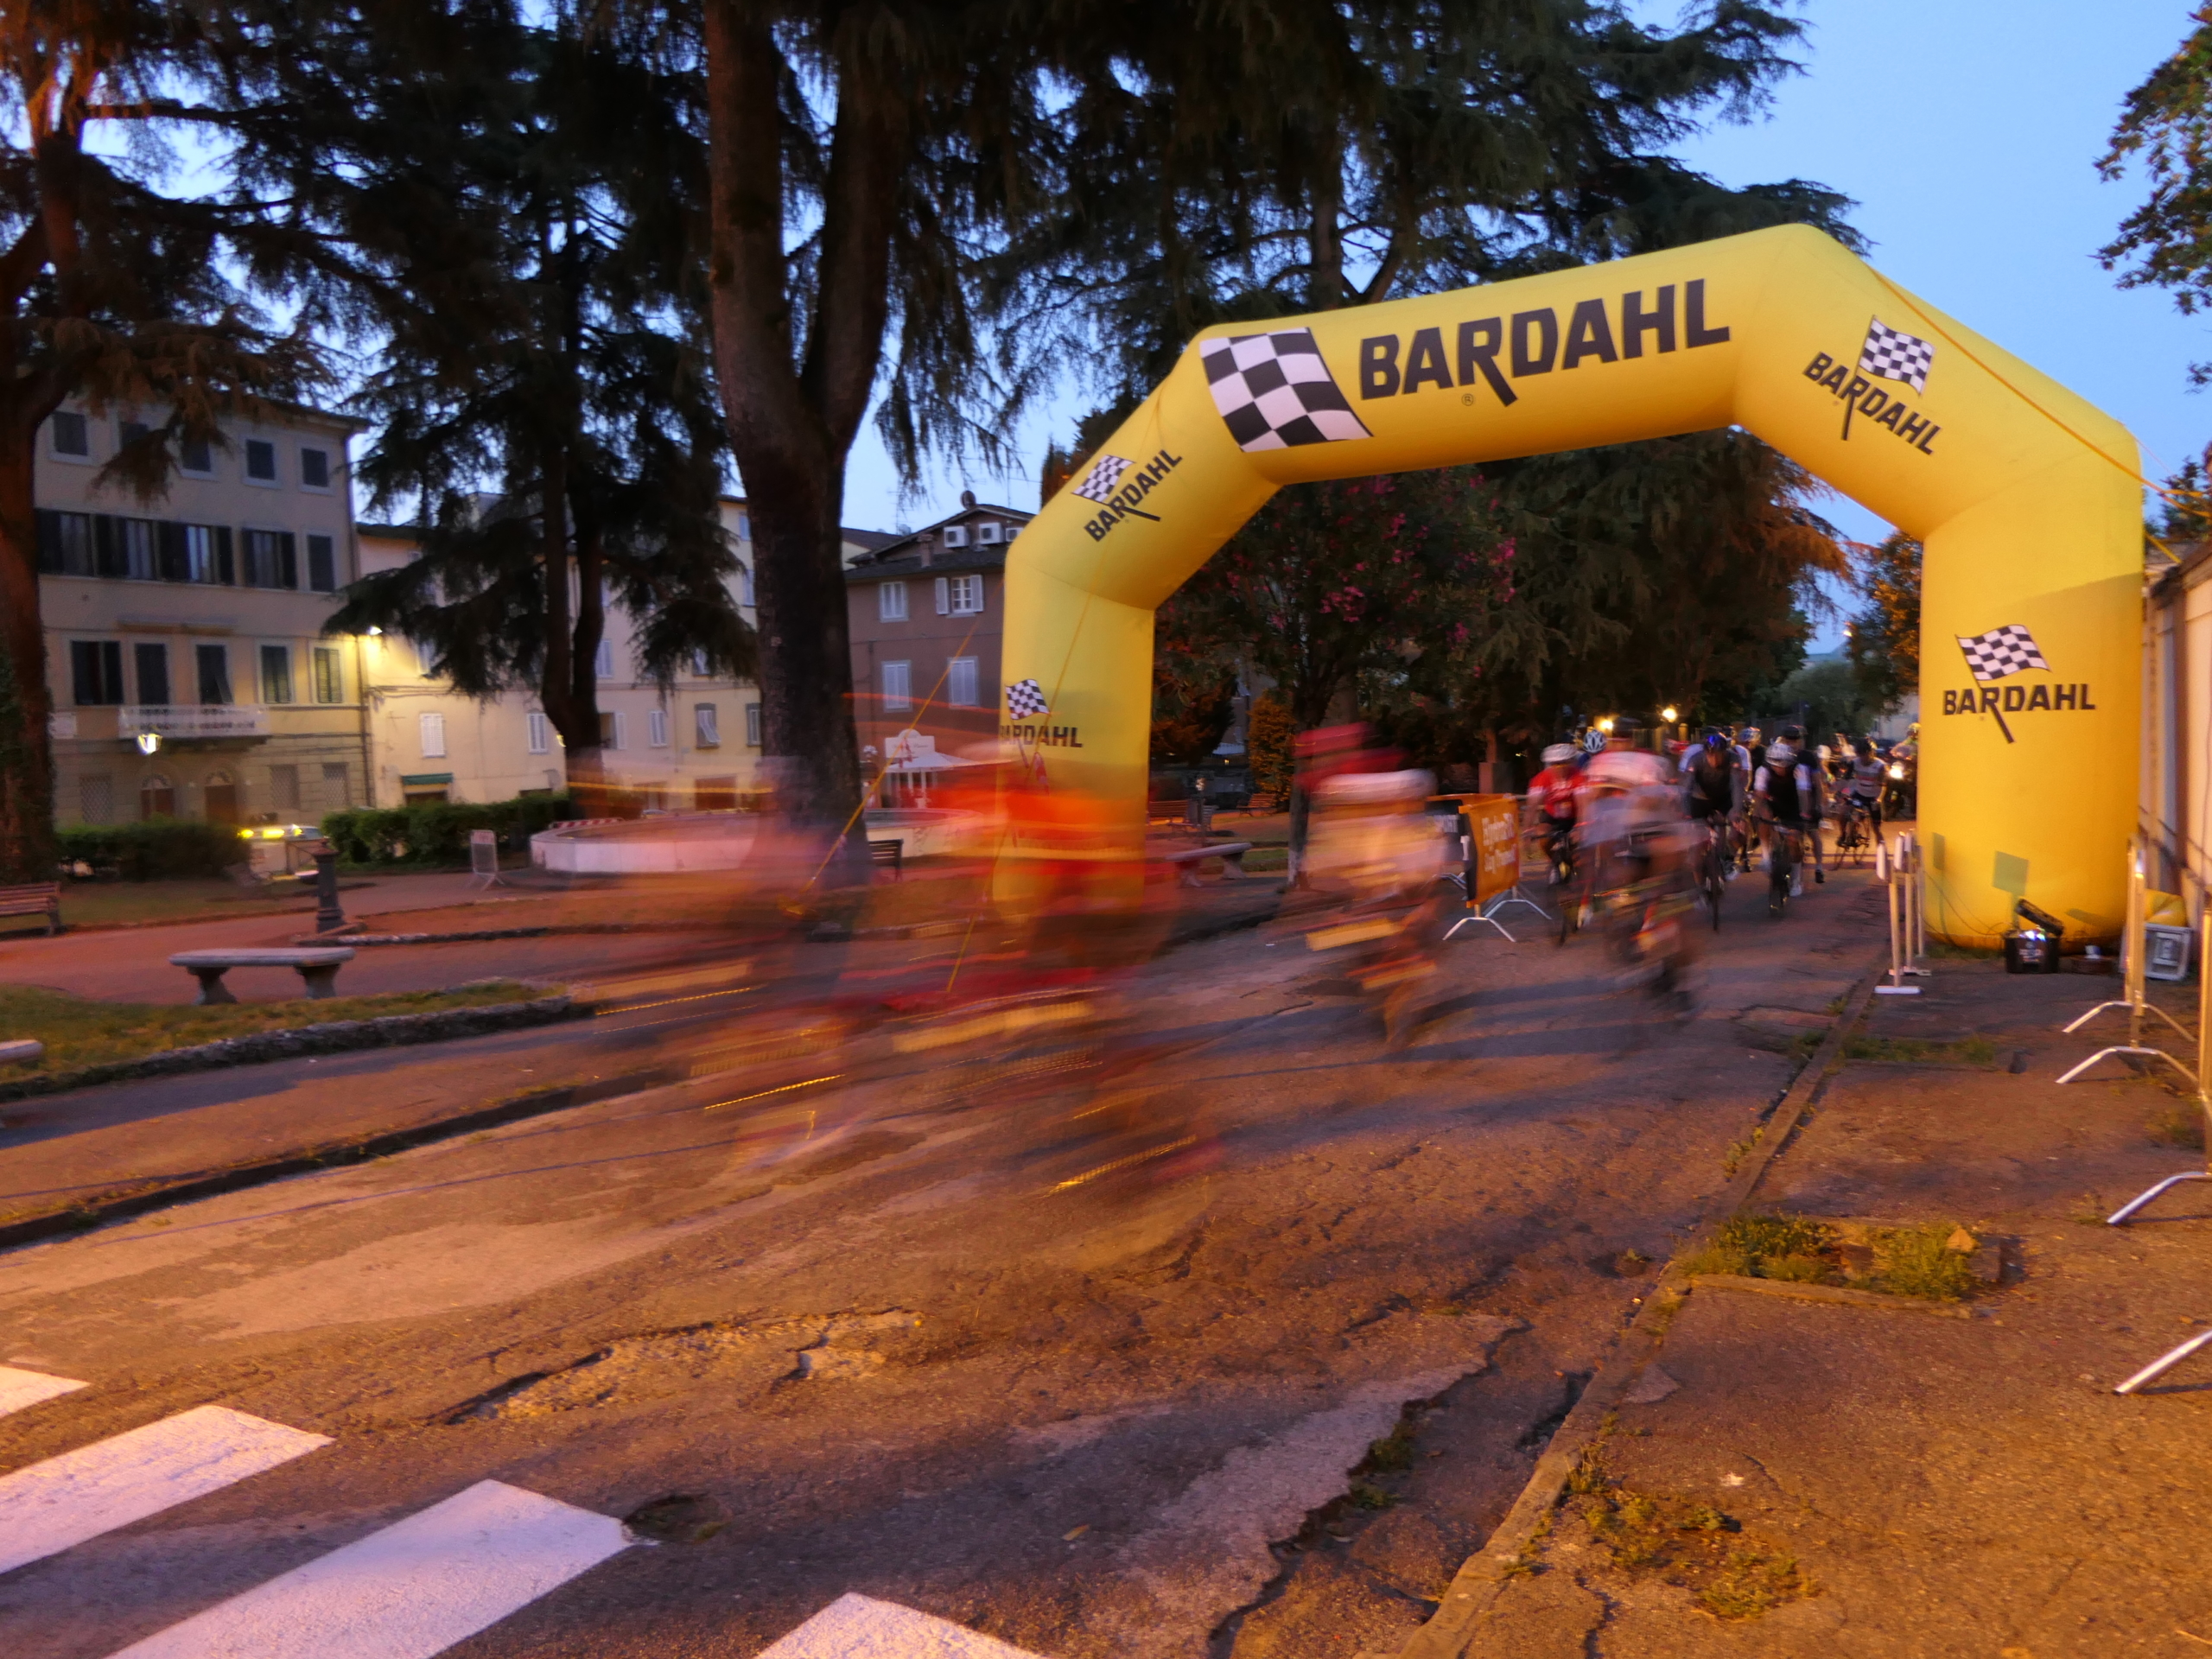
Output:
1767,741,1797,767
1541,743,1577,766
1702,729,1728,752
1779,723,1805,742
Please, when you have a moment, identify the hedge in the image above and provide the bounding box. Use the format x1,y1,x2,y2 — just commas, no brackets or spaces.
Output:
321,795,575,866
58,818,250,880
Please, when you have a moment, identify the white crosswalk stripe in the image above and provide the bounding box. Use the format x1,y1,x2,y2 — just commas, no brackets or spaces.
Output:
759,1592,1049,1658
105,1479,632,1659
0,1404,329,1578
0,1364,86,1420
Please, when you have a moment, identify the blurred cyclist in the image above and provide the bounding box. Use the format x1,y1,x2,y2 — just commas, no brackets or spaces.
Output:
1528,741,1584,882
1847,738,1888,839
1753,734,1819,902
1681,728,1745,868
1305,762,1453,1046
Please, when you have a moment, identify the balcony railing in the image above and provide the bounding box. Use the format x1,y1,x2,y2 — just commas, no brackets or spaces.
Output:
118,704,270,739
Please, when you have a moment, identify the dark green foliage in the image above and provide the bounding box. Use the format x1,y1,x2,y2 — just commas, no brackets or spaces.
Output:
2101,10,2212,383
1845,532,1921,718
289,6,749,775
321,797,574,867
1755,659,1876,747
57,820,247,881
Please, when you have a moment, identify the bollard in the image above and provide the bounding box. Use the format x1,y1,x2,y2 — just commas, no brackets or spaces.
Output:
313,849,346,934
1875,836,1920,995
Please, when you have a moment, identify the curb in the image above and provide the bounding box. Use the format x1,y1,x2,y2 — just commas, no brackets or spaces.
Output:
0,995,584,1105
290,921,720,946
1395,944,1893,1659
0,1065,680,1253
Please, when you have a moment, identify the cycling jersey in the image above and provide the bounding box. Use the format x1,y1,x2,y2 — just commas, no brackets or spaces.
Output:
1683,749,1741,818
1529,763,1581,821
1849,757,1886,800
1755,760,1815,823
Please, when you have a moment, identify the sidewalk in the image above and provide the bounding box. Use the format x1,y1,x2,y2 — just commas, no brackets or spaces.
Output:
1424,957,2212,1656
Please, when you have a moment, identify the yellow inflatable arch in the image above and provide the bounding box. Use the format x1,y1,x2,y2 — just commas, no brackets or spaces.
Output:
1000,225,2140,945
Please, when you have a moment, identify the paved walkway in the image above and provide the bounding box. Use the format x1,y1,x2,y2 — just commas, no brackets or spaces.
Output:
1440,957,2212,1657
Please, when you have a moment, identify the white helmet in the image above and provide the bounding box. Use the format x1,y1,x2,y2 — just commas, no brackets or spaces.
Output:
1541,743,1577,766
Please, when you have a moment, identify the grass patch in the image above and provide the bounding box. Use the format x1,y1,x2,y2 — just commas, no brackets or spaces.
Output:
1840,1033,1999,1066
2147,1101,2209,1151
1719,1125,1765,1177
1571,1452,1816,1620
0,981,546,1074
1679,1211,1980,1302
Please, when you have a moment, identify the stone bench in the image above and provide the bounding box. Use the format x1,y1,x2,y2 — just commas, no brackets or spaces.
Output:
1160,842,1255,888
168,947,356,1006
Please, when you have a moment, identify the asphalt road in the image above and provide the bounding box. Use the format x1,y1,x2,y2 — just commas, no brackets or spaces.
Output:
0,866,1888,1659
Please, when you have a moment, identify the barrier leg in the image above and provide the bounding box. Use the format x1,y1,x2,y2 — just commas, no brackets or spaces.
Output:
2113,1327,2212,1395
2109,911,2212,1224
2062,838,2192,1082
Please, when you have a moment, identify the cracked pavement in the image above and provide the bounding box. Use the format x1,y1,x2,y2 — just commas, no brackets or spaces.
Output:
0,870,1883,1656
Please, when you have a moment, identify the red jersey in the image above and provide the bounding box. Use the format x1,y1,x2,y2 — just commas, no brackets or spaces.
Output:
1530,764,1580,820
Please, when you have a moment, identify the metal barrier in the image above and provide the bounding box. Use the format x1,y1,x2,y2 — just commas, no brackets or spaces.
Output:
1874,831,1931,996
2060,838,2195,1087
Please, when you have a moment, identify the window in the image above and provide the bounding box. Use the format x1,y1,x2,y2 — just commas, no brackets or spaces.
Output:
411,637,437,677
269,764,301,811
118,419,152,449
70,640,124,706
244,438,278,483
947,656,979,708
880,660,912,710
737,512,751,540
35,510,95,576
745,702,762,747
205,769,241,823
168,522,231,584
259,645,293,704
690,648,710,677
976,521,1002,545
311,646,341,704
79,775,113,824
594,639,613,677
322,762,353,806
602,711,628,750
306,534,336,593
879,580,908,621
195,643,232,704
140,774,175,819
241,528,296,588
695,702,721,747
941,524,969,549
299,447,332,490
947,573,984,615
419,711,447,758
116,518,157,580
134,642,170,707
179,435,214,475
527,711,551,754
50,411,90,459
647,708,669,747
738,563,754,606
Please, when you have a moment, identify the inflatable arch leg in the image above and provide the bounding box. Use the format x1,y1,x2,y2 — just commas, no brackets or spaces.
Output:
999,224,2140,946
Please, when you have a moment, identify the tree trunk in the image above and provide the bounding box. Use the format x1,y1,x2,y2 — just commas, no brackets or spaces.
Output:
0,436,55,880
702,0,889,876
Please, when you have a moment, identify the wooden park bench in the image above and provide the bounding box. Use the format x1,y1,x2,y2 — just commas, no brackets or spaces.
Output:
0,881,60,936
869,838,904,880
1160,841,1254,888
168,946,356,1006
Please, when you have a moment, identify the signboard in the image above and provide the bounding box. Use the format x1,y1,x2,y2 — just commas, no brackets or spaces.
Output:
119,704,270,739
1466,793,1522,906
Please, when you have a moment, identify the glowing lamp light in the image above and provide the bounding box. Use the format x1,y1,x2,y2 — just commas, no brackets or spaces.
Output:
1596,716,1615,734
1888,763,1905,780
135,733,161,755
365,626,383,637
1661,706,1678,723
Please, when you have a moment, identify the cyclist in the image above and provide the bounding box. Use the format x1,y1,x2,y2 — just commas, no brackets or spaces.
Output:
1681,728,1745,852
1847,738,1888,839
1528,741,1584,882
1753,734,1819,902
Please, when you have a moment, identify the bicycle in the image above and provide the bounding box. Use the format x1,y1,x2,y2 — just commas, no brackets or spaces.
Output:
1831,795,1872,868
1765,821,1805,918
1696,815,1732,931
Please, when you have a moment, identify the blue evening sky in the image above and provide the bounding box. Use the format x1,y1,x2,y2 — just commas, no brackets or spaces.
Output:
839,2,2202,647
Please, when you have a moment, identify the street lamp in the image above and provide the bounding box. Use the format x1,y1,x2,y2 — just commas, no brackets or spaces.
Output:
1661,706,1678,724
1597,716,1615,734
136,733,161,755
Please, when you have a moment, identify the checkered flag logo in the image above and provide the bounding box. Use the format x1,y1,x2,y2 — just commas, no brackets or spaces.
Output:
1199,328,1374,452
1956,625,2050,683
1858,318,1936,394
1006,677,1050,719
1071,454,1132,505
